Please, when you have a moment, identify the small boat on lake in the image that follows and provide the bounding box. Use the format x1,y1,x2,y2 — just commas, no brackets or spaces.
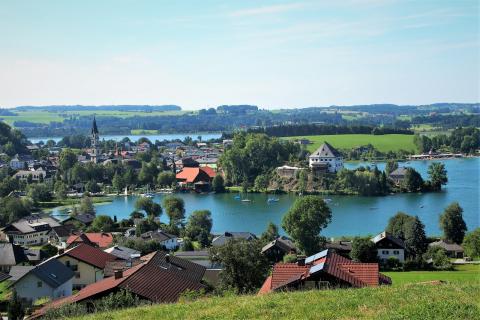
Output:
267,197,279,203
241,199,252,203
234,195,241,200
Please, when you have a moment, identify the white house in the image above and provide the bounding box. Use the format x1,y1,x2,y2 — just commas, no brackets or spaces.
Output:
1,215,61,246
13,258,74,303
13,168,47,182
371,231,406,263
140,230,179,250
308,142,343,173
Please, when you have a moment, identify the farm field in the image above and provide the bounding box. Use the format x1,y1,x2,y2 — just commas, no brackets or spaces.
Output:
384,264,480,286
284,134,417,153
0,110,188,126
72,282,479,320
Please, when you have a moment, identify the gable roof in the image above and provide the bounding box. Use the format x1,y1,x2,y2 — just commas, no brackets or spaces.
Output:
35,251,207,317
200,166,216,178
389,167,408,177
310,142,342,158
66,232,114,248
176,167,212,183
16,259,74,289
140,230,177,242
372,231,405,249
8,266,35,281
259,250,390,294
0,271,10,282
429,240,464,252
212,232,257,246
61,243,118,269
261,236,297,254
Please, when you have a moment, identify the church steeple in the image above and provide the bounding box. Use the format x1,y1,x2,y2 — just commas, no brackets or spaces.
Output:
91,116,99,135
91,116,100,163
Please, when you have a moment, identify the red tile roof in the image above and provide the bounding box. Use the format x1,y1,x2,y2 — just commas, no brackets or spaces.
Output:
176,167,212,183
63,243,118,269
201,166,216,178
258,250,390,295
66,232,114,249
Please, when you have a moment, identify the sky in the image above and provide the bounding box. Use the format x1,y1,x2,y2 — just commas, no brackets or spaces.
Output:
0,0,479,109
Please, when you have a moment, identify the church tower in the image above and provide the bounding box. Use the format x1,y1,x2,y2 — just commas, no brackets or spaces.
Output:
91,116,100,163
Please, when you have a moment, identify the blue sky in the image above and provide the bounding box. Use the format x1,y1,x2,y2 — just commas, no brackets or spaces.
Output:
0,0,478,109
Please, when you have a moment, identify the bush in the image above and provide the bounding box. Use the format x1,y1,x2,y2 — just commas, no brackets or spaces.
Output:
283,253,297,263
424,246,452,270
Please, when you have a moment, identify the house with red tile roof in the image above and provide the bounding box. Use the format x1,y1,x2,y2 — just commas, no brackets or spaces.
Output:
56,244,118,290
176,167,214,192
66,232,114,249
258,249,391,295
33,251,206,318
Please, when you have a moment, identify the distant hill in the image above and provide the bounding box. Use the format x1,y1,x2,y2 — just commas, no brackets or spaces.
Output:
14,105,182,112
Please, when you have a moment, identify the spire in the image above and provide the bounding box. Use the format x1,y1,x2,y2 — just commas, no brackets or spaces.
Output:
91,116,99,135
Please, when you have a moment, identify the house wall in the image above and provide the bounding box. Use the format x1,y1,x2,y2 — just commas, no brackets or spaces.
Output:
308,156,343,173
57,256,104,289
8,230,50,246
14,273,72,302
162,238,179,250
377,248,405,263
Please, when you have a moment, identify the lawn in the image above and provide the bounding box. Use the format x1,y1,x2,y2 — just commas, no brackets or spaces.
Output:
284,134,417,153
72,282,479,320
384,264,480,286
130,129,159,135
0,280,12,300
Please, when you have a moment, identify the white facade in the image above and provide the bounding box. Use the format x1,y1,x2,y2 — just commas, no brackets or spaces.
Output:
377,248,405,263
14,273,72,303
161,237,179,250
8,229,50,246
308,155,343,173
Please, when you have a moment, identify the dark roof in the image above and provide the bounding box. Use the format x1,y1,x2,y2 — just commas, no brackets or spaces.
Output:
51,225,76,238
141,230,177,242
429,240,464,252
73,213,96,225
104,259,143,278
91,116,99,135
389,167,408,177
212,232,257,246
0,271,11,282
62,243,117,269
372,231,405,249
0,243,28,266
311,142,342,158
326,241,353,252
17,259,74,289
261,236,297,254
24,248,42,262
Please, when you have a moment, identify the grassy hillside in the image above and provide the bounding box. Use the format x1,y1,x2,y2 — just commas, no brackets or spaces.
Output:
385,264,480,286
72,282,479,320
284,134,417,153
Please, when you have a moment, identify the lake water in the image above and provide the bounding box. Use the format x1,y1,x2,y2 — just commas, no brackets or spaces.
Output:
29,133,222,144
51,158,479,237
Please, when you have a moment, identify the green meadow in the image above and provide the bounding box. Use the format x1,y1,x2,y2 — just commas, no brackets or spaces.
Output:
384,264,480,286
284,134,418,153
73,281,479,320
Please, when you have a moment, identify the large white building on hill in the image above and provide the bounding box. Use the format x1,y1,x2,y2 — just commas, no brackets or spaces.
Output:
308,142,343,173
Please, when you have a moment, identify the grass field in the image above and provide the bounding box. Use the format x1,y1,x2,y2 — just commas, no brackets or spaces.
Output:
130,129,159,135
284,134,417,153
384,264,480,286
0,281,11,300
1,110,187,126
72,282,479,320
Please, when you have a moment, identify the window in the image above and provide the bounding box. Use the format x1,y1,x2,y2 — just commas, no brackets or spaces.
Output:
75,272,81,278
382,250,389,255
393,250,400,255
37,281,43,288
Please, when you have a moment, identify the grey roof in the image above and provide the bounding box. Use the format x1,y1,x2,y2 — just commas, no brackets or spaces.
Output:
8,266,35,281
73,213,96,224
6,215,60,234
261,236,297,254
24,248,42,262
429,240,464,252
174,250,210,258
19,259,74,288
389,167,408,177
0,243,28,266
310,142,342,158
104,246,141,260
141,230,177,242
372,231,405,249
0,271,11,282
212,231,257,247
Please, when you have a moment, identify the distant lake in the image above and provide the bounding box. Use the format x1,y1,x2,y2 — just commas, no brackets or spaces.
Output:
29,133,222,144
51,158,479,238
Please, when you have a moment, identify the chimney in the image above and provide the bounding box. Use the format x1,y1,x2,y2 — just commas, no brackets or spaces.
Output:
58,248,65,254
297,256,306,266
114,270,123,279
165,254,170,264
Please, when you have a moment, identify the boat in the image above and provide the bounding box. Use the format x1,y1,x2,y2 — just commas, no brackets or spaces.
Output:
143,193,155,198
241,199,252,203
267,197,279,203
323,198,332,203
234,195,241,200
124,186,128,196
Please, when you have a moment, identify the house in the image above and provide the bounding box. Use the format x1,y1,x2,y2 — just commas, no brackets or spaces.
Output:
174,250,222,286
0,243,28,272
62,213,96,228
261,236,297,262
13,258,74,303
13,167,47,182
48,225,77,247
212,231,257,247
371,231,406,263
140,230,179,250
8,266,35,281
9,154,34,170
66,232,114,249
389,167,408,185
1,215,61,246
176,167,214,192
325,240,352,257
56,243,118,290
308,142,343,173
34,251,206,317
429,240,464,259
104,246,141,261
258,249,391,294
276,165,304,179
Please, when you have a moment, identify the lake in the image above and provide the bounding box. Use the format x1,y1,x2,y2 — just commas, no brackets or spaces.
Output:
29,133,222,144
51,157,479,237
